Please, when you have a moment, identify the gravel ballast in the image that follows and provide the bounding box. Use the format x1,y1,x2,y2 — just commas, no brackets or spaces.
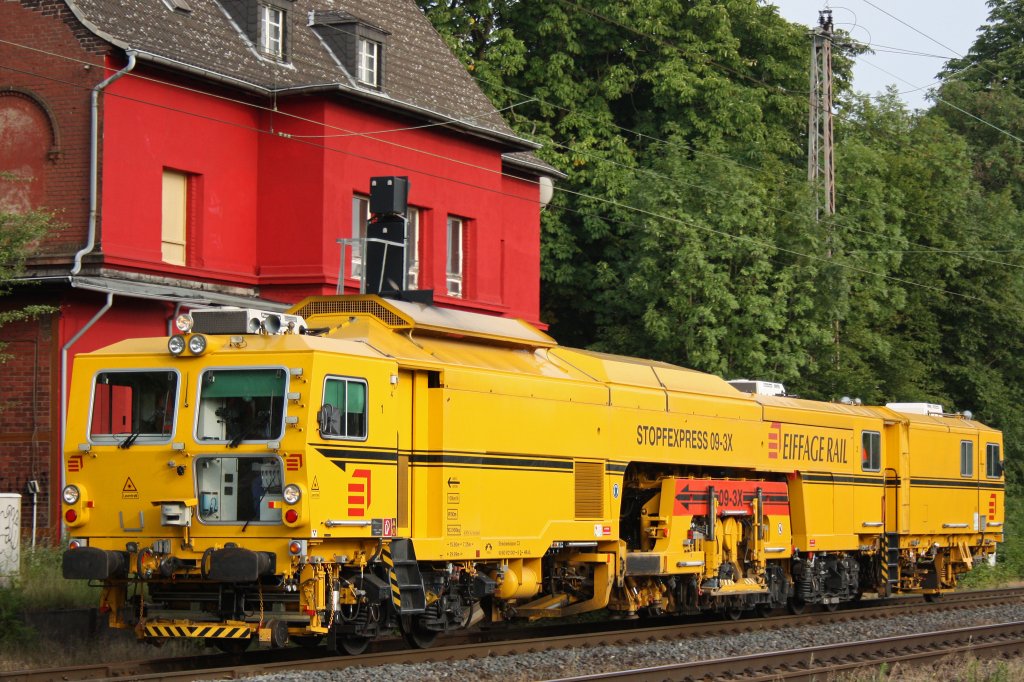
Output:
226,603,1024,682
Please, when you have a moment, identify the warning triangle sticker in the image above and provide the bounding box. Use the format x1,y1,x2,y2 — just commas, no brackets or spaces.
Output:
311,476,320,491
123,477,138,493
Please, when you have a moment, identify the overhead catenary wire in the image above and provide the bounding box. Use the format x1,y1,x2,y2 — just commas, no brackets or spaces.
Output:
1,57,994,308
0,29,1012,307
486,3,1024,267
450,32,1024,273
137,9,1017,275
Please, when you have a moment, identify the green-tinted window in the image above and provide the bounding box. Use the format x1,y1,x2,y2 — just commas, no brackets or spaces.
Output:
196,368,286,443
319,377,367,439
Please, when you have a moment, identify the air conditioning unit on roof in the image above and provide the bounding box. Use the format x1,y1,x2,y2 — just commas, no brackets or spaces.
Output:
885,402,944,416
728,380,786,397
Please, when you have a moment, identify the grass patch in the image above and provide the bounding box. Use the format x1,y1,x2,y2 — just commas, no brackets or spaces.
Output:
838,655,1024,681
13,545,96,610
0,544,95,648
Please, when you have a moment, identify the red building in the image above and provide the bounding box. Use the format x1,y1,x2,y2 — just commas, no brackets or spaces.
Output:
0,0,556,541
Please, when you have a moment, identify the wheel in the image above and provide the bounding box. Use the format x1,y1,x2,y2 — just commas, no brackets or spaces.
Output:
924,592,942,603
210,637,251,654
755,603,773,618
339,635,371,656
401,615,439,649
788,597,806,615
823,600,839,612
727,607,743,621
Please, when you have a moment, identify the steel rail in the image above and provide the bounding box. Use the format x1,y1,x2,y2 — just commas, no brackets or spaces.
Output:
6,586,1024,682
543,621,1024,681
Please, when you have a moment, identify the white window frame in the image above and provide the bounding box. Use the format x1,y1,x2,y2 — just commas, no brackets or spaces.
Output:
357,37,380,86
320,375,369,441
446,215,464,298
259,4,284,59
351,195,369,281
406,208,420,290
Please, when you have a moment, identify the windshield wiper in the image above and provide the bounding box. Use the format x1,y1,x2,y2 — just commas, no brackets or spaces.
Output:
228,429,249,448
118,431,142,449
241,487,270,533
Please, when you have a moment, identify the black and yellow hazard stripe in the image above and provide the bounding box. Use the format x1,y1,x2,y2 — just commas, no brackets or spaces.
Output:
144,624,252,639
382,542,402,611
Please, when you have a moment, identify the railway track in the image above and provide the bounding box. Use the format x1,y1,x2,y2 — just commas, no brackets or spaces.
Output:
7,587,1024,682
546,621,1024,681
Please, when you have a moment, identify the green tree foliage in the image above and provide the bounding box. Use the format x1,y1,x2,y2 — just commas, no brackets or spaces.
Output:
418,0,1024,480
0,174,57,362
935,1,1024,206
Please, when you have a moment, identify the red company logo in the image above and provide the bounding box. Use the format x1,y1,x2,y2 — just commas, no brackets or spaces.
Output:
768,422,782,459
284,452,303,471
67,454,84,472
347,469,371,517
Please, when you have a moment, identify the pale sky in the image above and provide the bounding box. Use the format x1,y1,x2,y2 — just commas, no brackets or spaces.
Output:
768,1,992,111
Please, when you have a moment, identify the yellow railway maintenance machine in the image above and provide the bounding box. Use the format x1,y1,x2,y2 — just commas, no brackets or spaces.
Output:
61,296,1004,653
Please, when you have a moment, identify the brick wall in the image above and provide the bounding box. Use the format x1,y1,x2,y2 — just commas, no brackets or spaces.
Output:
0,0,111,262
0,309,56,543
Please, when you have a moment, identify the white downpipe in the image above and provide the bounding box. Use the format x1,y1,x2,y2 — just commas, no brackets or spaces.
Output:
59,292,113,537
71,52,136,275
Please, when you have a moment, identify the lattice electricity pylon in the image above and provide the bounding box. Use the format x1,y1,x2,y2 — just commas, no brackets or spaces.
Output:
808,10,835,220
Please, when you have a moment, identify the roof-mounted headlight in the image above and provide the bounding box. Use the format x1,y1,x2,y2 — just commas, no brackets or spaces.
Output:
188,334,208,355
168,335,186,355
175,313,194,333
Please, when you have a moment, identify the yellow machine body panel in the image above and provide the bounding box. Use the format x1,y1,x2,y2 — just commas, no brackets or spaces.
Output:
60,295,1004,644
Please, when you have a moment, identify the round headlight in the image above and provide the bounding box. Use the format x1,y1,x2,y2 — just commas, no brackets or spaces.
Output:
62,484,81,505
168,335,186,355
283,484,302,505
188,334,208,355
175,313,194,333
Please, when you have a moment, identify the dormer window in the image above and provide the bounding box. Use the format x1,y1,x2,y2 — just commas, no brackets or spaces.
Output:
311,11,389,90
216,0,291,61
259,4,285,59
357,37,380,87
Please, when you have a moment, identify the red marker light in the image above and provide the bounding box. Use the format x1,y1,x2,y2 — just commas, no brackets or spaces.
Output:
288,541,302,555
69,539,82,549
65,509,78,523
284,509,299,524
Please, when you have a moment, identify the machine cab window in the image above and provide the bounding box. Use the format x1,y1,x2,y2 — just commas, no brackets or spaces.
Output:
196,455,283,524
861,431,880,472
318,376,368,440
196,368,286,444
89,370,178,445
960,440,974,477
986,443,1003,479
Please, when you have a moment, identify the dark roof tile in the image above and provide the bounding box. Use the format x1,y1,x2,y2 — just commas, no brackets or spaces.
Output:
64,0,541,152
